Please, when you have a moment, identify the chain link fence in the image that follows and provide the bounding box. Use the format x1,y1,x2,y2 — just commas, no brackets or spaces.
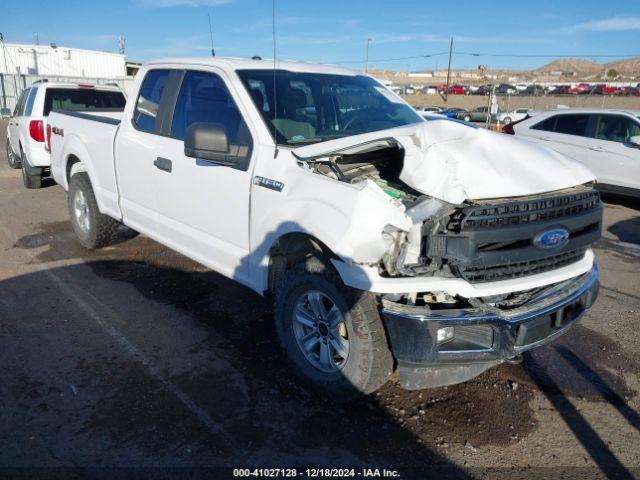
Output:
0,73,133,111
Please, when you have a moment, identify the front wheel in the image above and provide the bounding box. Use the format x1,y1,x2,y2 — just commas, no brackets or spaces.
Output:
274,257,394,399
67,172,120,249
503,116,512,124
463,115,471,122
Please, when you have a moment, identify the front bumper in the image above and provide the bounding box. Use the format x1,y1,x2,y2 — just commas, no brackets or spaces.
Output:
381,263,599,389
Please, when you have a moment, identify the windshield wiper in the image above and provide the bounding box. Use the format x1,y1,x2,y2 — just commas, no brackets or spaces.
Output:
285,133,352,145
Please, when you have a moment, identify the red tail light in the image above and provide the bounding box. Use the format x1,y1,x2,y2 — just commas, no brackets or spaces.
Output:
501,123,515,135
45,124,52,152
29,120,45,142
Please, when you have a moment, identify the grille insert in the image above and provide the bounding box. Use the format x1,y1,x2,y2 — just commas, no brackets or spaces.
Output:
455,248,587,283
448,190,600,232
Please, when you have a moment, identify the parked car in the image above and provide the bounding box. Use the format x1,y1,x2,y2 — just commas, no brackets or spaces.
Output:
440,107,467,118
421,106,443,113
495,84,518,95
496,108,530,124
1,107,11,118
474,84,493,96
583,84,617,95
5,80,126,188
570,83,590,95
616,86,640,96
510,108,640,198
554,85,572,95
447,84,466,95
48,57,601,397
458,106,490,122
523,85,545,96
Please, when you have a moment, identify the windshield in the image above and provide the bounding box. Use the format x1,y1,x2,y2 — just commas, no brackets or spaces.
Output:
237,69,422,146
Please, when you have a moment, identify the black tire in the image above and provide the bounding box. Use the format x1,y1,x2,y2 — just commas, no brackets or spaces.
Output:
20,149,42,189
274,257,393,399
67,172,119,249
463,115,471,122
6,140,21,169
503,116,512,124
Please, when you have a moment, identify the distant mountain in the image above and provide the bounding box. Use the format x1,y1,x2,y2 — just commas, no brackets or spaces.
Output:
537,59,602,74
537,57,640,76
604,57,640,75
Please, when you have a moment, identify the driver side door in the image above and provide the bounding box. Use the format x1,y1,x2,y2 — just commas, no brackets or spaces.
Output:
153,69,256,284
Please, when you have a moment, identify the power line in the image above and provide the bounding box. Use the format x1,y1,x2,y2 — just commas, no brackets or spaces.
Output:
333,52,449,64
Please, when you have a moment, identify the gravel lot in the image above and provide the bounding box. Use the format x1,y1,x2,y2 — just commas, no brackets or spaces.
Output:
0,119,639,479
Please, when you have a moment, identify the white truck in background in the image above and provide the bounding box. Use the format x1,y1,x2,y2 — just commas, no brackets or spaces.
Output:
48,57,602,398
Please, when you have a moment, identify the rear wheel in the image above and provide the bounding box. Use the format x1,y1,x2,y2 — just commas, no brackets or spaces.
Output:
463,115,471,122
67,172,119,249
6,140,21,169
20,148,42,189
503,116,512,124
274,257,393,399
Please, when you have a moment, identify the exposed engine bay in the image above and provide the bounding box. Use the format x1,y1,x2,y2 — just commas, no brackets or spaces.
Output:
303,142,418,206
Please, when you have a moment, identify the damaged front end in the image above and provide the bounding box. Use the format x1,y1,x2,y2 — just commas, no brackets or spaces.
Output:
291,121,603,388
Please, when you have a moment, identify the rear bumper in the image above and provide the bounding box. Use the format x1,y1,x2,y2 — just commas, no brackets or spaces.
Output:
381,263,599,389
25,142,50,168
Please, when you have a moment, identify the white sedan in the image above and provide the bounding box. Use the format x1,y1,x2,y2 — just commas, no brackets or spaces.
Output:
510,108,640,198
496,108,530,124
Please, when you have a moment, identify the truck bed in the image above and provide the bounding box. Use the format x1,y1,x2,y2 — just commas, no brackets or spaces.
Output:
48,108,124,220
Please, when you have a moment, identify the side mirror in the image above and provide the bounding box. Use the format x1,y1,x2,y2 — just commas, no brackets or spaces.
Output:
184,122,251,171
0,108,11,118
629,135,640,148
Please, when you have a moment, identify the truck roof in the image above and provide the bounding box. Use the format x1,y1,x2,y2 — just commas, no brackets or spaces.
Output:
145,56,360,76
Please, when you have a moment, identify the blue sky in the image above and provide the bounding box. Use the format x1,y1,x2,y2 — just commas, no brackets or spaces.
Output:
3,0,640,71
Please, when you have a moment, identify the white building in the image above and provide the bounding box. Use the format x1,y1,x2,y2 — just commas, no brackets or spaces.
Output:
0,43,126,78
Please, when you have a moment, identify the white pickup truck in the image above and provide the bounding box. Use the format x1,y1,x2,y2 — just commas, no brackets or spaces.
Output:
48,57,602,397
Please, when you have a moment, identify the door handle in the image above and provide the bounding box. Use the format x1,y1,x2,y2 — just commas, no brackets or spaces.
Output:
154,157,172,172
540,135,551,141
588,146,604,152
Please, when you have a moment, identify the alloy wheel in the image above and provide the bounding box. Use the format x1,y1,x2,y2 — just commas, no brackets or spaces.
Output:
292,290,350,373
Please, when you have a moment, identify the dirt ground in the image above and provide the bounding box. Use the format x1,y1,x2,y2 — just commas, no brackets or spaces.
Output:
0,119,639,479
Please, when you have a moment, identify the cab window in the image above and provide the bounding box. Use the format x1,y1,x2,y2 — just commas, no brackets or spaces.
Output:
169,70,250,148
593,115,640,144
134,69,170,134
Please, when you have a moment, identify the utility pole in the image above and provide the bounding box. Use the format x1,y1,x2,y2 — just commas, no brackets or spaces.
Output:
444,36,454,102
34,33,39,45
118,36,126,55
365,37,372,73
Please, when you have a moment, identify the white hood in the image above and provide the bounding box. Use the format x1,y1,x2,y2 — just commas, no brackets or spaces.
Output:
292,120,596,204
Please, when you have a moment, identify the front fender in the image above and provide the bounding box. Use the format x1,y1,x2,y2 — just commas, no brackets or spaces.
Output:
249,172,412,293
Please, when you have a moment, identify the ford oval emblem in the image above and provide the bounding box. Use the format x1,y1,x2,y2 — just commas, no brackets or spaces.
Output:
534,228,569,250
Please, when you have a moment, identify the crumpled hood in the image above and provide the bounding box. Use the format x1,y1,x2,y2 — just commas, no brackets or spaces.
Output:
292,120,596,204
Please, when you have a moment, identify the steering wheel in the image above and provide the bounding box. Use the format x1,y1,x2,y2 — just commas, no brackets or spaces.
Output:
342,111,370,131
